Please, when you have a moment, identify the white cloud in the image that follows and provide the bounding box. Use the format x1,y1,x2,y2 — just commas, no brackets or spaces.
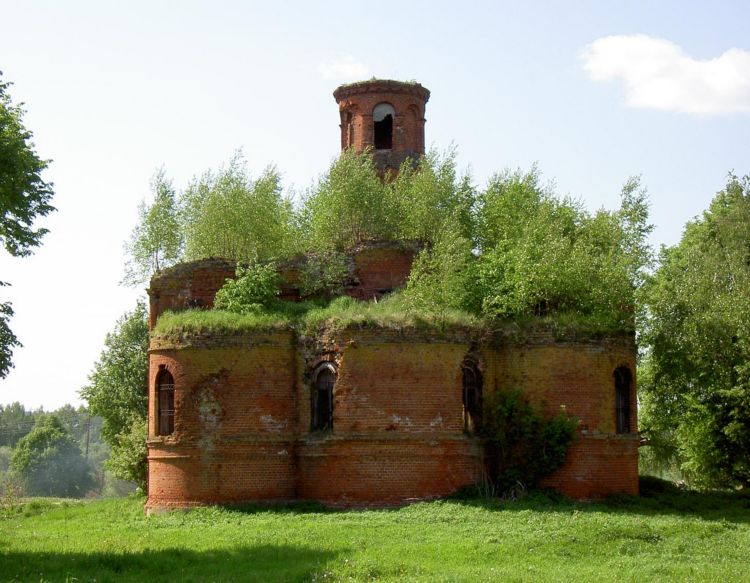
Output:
581,34,750,115
317,55,370,81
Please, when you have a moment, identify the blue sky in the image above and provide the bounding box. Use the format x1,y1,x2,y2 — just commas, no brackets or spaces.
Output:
1,0,749,408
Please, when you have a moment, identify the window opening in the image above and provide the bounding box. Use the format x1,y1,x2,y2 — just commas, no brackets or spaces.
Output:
346,111,353,148
312,363,336,431
614,366,632,434
462,361,483,434
157,369,175,436
373,103,395,150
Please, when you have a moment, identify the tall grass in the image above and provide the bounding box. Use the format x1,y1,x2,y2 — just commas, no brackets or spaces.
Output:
1,485,749,582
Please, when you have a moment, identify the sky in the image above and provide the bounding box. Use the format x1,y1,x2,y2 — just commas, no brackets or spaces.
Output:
1,0,749,409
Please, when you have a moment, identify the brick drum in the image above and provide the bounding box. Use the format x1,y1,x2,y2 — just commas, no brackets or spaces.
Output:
334,79,430,174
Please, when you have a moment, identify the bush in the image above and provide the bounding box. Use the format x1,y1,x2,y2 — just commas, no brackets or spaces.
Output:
214,262,281,314
298,251,350,299
481,389,577,493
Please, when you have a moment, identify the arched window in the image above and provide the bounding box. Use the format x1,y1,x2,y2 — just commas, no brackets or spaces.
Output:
311,363,336,431
462,360,483,434
157,368,175,436
614,366,632,434
373,103,395,150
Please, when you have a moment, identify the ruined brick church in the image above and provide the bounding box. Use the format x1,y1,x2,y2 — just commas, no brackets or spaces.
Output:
145,80,639,513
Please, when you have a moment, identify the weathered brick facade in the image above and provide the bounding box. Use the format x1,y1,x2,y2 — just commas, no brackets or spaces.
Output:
334,79,430,174
145,80,639,512
146,321,637,511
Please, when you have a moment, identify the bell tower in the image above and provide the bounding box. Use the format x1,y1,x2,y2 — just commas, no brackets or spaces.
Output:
333,79,430,174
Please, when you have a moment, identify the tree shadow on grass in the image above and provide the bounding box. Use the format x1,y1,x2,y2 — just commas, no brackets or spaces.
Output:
447,479,750,525
0,545,338,583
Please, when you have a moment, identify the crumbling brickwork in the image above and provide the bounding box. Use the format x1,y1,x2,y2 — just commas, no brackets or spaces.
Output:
146,326,638,512
148,242,421,328
145,79,639,512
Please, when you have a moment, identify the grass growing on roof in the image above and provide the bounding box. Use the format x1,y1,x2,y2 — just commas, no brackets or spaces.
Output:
153,293,483,339
153,297,629,342
298,295,481,335
153,308,293,336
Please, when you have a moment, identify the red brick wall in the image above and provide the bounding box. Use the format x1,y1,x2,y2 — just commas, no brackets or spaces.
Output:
297,438,481,505
481,337,639,498
148,258,236,329
146,327,638,512
148,243,419,327
333,80,430,173
482,339,637,433
540,435,639,498
146,332,297,511
345,244,418,301
295,332,480,505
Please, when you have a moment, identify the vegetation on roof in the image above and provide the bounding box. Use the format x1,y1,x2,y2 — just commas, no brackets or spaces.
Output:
139,148,650,339
334,77,426,89
152,293,483,340
153,308,294,338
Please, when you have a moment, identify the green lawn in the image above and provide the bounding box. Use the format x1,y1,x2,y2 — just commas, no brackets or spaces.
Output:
1,483,749,582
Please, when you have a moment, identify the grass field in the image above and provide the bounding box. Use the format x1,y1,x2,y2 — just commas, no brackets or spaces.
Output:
1,481,749,582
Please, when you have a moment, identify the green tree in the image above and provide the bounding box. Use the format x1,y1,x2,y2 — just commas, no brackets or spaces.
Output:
473,169,650,327
300,148,475,252
123,168,183,285
300,148,392,250
481,389,577,493
105,418,148,491
80,301,149,485
10,415,94,497
0,402,35,447
0,73,55,377
640,174,750,488
388,147,475,244
182,152,295,262
404,226,475,316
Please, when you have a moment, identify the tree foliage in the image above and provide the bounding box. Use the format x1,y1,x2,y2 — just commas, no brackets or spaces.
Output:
300,148,393,250
297,251,350,299
403,227,475,316
150,151,650,332
299,148,475,251
405,167,652,328
387,147,476,244
0,402,36,447
105,417,147,491
80,301,149,484
123,169,183,285
640,174,750,488
0,73,55,377
10,415,93,497
0,298,20,380
0,74,55,258
181,152,295,263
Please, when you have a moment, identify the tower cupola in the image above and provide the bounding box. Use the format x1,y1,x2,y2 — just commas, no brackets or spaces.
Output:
333,79,430,174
